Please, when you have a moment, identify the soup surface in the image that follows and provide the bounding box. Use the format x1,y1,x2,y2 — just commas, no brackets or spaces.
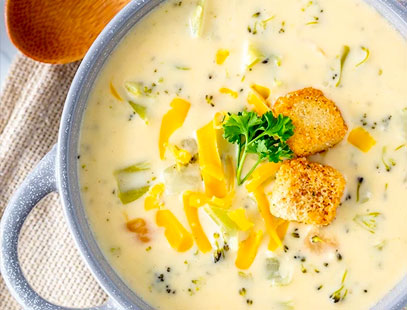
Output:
79,0,407,309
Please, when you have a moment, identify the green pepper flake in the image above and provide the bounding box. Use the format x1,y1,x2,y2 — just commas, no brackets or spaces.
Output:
239,287,247,296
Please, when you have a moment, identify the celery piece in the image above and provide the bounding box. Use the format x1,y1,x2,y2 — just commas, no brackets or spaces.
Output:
114,162,151,204
203,205,238,234
189,0,205,38
336,45,350,87
128,101,147,120
115,162,150,174
125,81,143,97
118,186,150,204
163,164,202,194
244,43,265,69
265,258,292,286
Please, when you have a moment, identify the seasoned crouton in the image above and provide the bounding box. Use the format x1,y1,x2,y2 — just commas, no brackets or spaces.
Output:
268,158,346,226
273,87,347,157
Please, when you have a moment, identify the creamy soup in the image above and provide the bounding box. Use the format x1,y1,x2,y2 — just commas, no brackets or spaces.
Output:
79,0,407,309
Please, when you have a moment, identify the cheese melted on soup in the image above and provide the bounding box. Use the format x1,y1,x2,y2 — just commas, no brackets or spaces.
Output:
79,0,407,309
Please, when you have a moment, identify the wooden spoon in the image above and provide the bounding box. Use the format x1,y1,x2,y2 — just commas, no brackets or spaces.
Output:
5,0,130,64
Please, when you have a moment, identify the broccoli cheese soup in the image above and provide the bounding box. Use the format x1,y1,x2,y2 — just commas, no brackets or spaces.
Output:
79,0,407,309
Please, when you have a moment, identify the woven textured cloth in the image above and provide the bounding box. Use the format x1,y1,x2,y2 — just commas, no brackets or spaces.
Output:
0,53,107,309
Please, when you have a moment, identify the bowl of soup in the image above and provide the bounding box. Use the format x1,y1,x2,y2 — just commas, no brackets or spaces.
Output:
1,0,407,309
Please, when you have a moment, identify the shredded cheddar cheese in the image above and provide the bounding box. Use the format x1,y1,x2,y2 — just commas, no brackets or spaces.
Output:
159,98,191,159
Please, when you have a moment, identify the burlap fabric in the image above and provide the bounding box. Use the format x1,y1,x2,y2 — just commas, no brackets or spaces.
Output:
0,54,107,309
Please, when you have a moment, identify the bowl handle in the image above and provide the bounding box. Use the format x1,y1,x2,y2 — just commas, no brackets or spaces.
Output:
0,145,117,310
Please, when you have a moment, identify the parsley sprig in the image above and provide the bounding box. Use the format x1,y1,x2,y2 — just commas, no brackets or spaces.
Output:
223,111,294,185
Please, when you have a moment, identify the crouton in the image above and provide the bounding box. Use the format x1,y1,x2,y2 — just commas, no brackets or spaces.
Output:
268,158,346,226
273,87,347,157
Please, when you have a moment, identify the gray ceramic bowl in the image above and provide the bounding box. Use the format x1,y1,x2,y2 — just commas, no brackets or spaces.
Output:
1,0,407,309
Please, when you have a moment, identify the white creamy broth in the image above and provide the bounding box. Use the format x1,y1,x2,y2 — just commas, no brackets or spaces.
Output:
79,0,407,309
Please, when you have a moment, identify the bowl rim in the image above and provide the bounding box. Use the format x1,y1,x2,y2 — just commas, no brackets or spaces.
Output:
57,0,407,309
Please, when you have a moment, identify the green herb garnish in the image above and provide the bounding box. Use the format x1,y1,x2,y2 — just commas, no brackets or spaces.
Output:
223,111,294,185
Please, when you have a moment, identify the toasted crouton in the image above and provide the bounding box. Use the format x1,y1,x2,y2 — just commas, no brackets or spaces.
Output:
268,158,346,226
273,87,347,157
